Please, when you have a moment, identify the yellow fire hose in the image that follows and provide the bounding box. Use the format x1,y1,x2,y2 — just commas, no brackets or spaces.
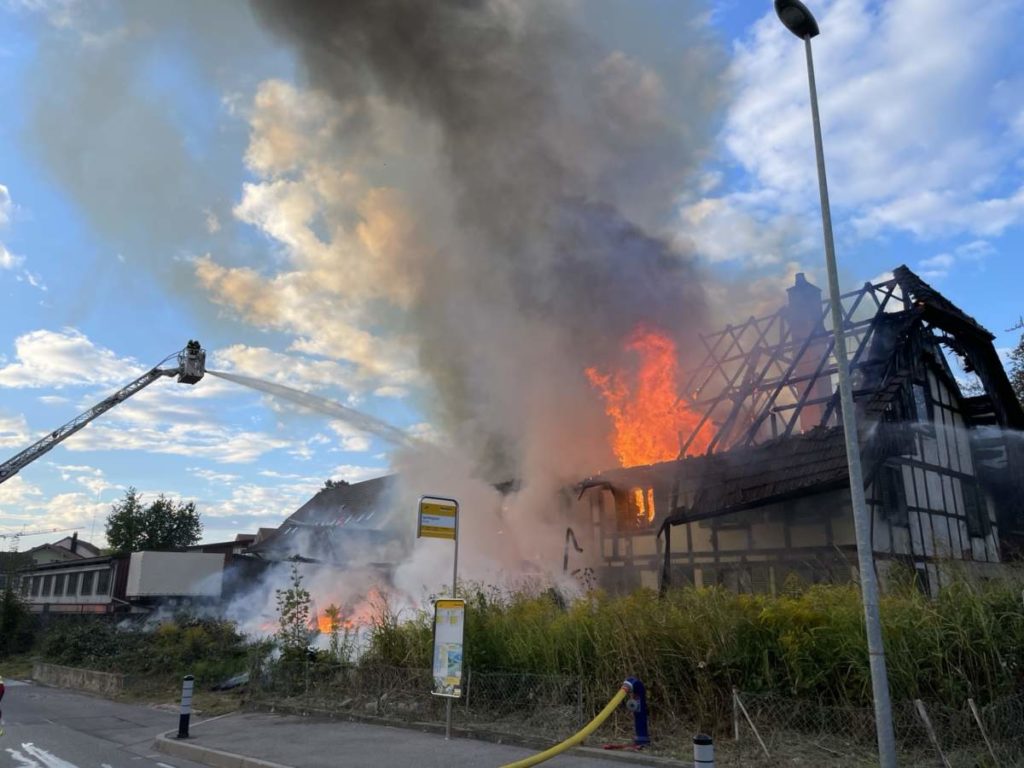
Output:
498,683,630,768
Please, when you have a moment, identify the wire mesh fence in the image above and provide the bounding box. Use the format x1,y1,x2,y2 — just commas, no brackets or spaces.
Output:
726,690,1024,766
246,660,1024,765
247,660,585,741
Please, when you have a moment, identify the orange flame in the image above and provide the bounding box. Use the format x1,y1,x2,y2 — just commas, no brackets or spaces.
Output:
314,587,384,634
586,326,713,467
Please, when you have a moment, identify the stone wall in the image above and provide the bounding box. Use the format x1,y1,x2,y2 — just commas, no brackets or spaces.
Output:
32,662,125,696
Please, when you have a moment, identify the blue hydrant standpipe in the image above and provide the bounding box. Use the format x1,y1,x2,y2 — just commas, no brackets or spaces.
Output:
623,677,650,746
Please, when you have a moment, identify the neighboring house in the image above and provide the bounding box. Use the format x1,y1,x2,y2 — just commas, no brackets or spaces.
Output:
15,536,248,615
23,533,101,566
20,555,129,614
575,267,1023,596
246,476,401,569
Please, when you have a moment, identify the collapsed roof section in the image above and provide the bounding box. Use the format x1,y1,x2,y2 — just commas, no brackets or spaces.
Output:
247,475,401,565
674,266,1022,455
581,266,1024,535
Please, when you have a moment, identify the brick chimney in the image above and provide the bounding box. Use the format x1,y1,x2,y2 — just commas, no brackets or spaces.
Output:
70,531,78,554
786,273,832,432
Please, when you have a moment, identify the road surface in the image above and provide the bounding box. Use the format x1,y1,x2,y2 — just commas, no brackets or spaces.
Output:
0,679,204,768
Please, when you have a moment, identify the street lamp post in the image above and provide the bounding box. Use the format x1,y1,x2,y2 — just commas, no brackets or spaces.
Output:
773,2,898,766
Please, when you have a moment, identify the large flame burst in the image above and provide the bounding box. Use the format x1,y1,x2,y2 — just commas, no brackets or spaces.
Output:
586,326,713,467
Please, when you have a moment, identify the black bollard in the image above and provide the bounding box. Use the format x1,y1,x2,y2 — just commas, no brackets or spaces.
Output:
177,674,194,739
693,733,714,767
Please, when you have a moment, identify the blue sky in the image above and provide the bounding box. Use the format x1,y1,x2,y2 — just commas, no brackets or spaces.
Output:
1,0,1022,548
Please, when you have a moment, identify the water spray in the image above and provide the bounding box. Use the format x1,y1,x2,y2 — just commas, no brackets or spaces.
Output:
207,370,417,448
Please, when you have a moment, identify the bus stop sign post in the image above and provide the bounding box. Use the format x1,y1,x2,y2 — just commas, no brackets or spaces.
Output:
418,496,461,740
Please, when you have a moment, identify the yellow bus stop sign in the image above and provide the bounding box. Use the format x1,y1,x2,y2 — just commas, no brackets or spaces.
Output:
418,497,458,540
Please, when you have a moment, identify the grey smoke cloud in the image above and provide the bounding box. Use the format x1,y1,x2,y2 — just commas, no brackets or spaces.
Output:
249,0,729,478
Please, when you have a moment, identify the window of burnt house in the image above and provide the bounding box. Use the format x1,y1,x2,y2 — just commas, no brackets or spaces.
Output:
963,483,991,538
912,382,933,425
879,464,909,526
616,487,657,530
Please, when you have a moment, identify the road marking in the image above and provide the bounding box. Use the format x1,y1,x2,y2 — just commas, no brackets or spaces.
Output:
18,743,80,768
5,746,42,767
156,763,175,768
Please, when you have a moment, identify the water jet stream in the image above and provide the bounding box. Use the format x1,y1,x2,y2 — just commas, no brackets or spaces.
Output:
208,370,416,448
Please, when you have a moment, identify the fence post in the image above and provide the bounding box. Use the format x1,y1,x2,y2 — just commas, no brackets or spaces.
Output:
733,690,770,758
732,687,740,742
577,677,584,729
176,674,194,739
966,698,999,766
914,699,951,768
693,733,714,767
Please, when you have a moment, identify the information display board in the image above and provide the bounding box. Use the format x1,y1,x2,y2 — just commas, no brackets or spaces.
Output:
418,497,458,540
431,598,465,698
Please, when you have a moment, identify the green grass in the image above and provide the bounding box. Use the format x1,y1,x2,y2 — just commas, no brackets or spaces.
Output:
362,576,1024,723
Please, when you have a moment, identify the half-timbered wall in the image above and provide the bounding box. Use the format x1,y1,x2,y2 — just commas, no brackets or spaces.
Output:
867,352,1000,594
585,339,1002,596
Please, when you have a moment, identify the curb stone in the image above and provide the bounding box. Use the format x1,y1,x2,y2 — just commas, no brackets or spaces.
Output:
154,730,294,768
245,702,690,767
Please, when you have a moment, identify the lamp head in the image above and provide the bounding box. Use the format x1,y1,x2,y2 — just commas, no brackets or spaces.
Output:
775,0,820,39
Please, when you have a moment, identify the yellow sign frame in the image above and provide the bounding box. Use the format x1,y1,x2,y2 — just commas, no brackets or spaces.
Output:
418,498,458,540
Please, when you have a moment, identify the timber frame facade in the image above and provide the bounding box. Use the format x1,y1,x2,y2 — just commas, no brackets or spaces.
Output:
574,267,1024,596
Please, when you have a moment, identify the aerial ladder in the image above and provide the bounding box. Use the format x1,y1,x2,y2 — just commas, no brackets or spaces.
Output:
0,341,206,486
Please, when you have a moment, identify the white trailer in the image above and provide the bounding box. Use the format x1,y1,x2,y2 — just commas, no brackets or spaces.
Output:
126,552,224,598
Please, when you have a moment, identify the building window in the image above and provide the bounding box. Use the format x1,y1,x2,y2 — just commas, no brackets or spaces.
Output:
67,573,80,596
54,573,66,597
20,576,30,596
42,574,53,597
617,488,657,531
963,483,990,538
31,576,41,597
879,465,908,526
80,571,95,596
913,383,930,423
96,568,111,596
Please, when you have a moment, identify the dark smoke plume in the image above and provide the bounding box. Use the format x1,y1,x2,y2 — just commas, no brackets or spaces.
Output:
250,0,726,477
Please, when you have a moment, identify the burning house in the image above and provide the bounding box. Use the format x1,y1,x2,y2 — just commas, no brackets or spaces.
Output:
574,266,1024,596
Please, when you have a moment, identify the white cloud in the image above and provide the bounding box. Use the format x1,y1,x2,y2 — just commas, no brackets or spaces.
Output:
211,344,362,394
329,464,388,484
0,243,24,270
190,467,241,485
0,328,144,389
918,253,955,280
0,413,30,448
917,240,996,280
688,0,1024,263
327,420,372,453
0,474,44,507
68,420,291,464
53,463,116,496
0,183,11,228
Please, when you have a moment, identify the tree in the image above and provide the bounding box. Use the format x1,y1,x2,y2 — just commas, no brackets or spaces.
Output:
105,487,203,553
322,479,350,491
1009,324,1024,407
0,580,35,658
275,564,314,657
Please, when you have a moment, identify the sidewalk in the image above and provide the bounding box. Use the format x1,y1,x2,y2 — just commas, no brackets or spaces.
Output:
155,711,689,768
